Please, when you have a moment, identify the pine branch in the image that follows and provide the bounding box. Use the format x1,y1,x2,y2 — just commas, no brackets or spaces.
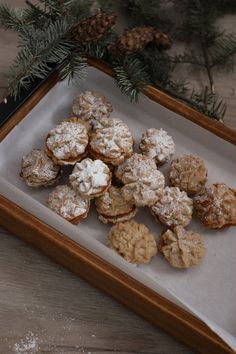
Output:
82,31,117,59
189,87,226,119
121,0,172,31
0,4,24,31
7,18,74,98
200,33,215,94
139,48,174,87
210,33,236,71
59,49,87,83
113,57,150,102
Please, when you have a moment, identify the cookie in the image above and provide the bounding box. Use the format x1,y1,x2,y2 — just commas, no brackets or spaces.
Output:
160,226,205,268
194,183,236,229
69,158,112,199
89,118,134,166
72,91,113,126
47,185,90,224
45,118,89,165
169,154,207,195
151,187,193,228
108,220,157,264
115,153,165,207
95,185,137,224
20,149,60,187
139,128,175,165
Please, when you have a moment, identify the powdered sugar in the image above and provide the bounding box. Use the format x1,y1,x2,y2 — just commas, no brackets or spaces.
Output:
72,91,113,125
140,128,175,163
194,183,236,228
151,187,193,227
115,153,162,185
116,154,165,207
69,158,111,198
90,118,134,164
21,149,60,187
48,185,90,220
14,332,38,354
46,121,88,160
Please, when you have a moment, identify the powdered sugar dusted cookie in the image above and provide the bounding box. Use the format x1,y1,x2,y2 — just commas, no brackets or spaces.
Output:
139,128,175,165
151,187,193,228
169,154,207,195
89,118,134,166
69,158,111,199
72,91,113,125
45,118,89,165
47,185,90,224
95,185,137,224
20,149,60,187
194,183,236,229
115,153,165,206
160,226,205,268
108,220,157,264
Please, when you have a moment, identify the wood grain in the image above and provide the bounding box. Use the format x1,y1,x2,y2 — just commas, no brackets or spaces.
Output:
0,227,191,354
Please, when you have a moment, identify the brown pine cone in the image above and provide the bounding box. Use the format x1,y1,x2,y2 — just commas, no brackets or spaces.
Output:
114,26,155,55
153,29,173,50
71,12,116,43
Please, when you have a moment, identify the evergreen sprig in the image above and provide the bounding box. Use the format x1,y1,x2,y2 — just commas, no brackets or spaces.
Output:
0,0,236,121
113,57,151,102
122,0,236,119
0,4,24,31
7,17,74,99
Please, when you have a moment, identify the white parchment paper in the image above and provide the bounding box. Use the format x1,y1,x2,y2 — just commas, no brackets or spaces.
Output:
0,68,236,350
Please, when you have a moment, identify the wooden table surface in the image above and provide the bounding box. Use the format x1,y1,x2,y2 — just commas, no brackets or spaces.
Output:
0,1,235,353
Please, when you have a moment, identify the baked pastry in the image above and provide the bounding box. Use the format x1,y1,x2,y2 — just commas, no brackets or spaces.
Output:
45,118,89,165
194,183,236,229
69,158,112,199
169,154,207,195
95,185,137,224
151,187,193,228
71,91,113,125
20,149,60,187
139,128,175,165
160,226,205,268
115,153,165,207
89,118,134,166
108,220,157,264
47,185,90,224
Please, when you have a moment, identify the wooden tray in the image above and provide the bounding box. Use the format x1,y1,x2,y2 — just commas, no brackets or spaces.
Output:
0,58,236,354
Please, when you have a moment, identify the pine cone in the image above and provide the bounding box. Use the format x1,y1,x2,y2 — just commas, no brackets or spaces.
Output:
114,27,155,55
72,12,116,43
153,30,173,50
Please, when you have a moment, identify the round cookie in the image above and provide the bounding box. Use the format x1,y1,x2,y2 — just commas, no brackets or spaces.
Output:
45,118,89,165
108,220,158,264
95,185,137,224
71,91,113,126
89,118,134,166
160,226,205,269
194,183,236,229
115,153,165,207
151,187,193,228
47,185,90,224
139,128,175,165
69,158,112,199
20,149,60,187
169,154,207,195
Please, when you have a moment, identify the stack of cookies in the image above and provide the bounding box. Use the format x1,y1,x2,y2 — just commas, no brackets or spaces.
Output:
20,90,236,270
